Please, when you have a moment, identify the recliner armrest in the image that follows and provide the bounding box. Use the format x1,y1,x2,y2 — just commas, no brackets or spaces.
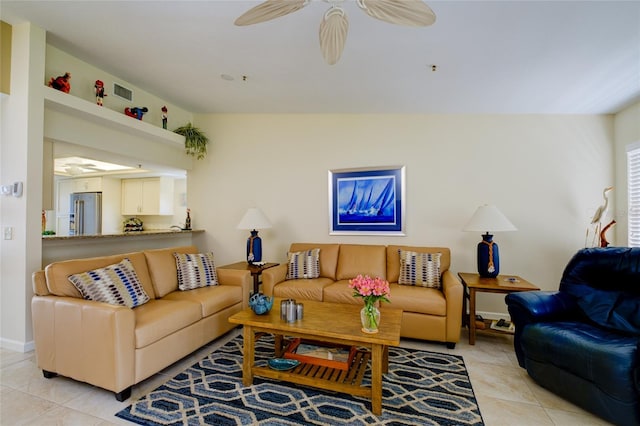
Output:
506,291,580,324
505,291,581,368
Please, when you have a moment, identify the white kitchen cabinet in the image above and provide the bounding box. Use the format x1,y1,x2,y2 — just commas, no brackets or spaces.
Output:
56,180,74,215
121,177,174,216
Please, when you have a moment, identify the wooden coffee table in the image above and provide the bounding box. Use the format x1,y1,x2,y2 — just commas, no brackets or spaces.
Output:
228,299,402,415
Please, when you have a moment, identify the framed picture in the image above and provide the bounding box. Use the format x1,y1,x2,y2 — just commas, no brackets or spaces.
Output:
328,165,405,235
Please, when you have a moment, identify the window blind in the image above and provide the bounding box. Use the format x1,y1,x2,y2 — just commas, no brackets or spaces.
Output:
628,144,640,247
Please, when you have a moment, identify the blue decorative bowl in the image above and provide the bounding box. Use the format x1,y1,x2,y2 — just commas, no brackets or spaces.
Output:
268,358,300,371
249,292,274,315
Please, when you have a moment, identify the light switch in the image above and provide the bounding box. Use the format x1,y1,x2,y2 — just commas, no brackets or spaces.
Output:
3,226,13,240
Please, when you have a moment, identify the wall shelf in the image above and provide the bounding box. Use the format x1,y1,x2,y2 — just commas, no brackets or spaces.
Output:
43,86,185,148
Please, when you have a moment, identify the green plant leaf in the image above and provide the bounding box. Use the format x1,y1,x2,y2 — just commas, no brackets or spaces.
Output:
173,122,210,160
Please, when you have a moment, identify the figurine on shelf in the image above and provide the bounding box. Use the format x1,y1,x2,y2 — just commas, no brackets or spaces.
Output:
48,72,71,93
183,208,192,230
94,80,107,106
124,106,148,120
161,106,168,129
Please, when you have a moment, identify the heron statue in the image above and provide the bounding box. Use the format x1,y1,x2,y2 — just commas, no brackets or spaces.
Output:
587,186,613,247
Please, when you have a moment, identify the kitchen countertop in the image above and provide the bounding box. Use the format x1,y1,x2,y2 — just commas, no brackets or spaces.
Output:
42,229,204,241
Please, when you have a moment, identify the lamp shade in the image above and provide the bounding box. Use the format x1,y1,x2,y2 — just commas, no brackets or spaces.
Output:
237,208,272,230
463,205,517,233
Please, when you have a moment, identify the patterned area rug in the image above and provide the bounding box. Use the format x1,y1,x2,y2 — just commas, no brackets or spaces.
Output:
116,334,484,425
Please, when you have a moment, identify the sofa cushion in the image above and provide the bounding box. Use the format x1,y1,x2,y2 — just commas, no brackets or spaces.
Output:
67,258,151,308
174,252,219,290
133,299,202,348
522,321,639,401
336,244,387,280
324,280,366,305
387,246,450,283
272,278,334,301
290,243,340,280
398,250,441,288
45,251,155,299
286,248,321,279
384,283,446,316
144,246,198,297
162,285,242,317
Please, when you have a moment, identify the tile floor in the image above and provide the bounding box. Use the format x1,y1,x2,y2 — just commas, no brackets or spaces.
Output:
1,327,611,425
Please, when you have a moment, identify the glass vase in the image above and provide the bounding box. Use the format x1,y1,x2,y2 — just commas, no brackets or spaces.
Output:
360,303,381,334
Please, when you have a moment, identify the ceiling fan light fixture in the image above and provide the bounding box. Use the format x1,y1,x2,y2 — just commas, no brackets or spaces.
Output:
319,6,349,65
235,0,435,64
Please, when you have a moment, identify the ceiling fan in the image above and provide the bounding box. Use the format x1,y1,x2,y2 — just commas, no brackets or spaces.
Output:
63,162,103,175
235,0,436,65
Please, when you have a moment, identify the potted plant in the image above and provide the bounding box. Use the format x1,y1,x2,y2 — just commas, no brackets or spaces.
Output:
173,122,209,159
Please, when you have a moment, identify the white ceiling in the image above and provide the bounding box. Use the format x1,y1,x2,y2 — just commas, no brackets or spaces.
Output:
2,1,639,114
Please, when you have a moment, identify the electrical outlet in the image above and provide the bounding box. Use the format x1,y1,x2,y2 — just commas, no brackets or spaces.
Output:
3,226,13,240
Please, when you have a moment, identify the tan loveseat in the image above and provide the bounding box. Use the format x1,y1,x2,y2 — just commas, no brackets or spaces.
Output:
31,246,252,401
262,243,463,348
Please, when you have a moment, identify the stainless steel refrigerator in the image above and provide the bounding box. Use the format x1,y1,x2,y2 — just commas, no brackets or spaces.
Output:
69,192,102,235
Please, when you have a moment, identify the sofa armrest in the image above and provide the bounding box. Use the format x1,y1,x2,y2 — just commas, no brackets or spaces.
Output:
216,268,253,308
31,295,135,393
442,270,464,343
32,270,50,295
261,264,288,296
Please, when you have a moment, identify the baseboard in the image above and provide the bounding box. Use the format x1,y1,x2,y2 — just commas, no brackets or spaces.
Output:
0,337,35,353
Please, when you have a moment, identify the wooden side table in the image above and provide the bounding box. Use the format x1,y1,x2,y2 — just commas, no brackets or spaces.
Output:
458,272,540,345
218,261,279,294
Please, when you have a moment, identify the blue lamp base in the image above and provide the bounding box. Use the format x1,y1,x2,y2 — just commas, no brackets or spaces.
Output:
246,230,262,264
477,233,500,278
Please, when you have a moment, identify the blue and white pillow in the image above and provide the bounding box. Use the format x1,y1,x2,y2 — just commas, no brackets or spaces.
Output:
68,258,150,308
286,248,321,279
398,250,441,288
174,252,219,290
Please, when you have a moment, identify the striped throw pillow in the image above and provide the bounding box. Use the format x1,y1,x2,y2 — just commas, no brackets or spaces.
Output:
398,250,442,288
174,252,219,290
286,248,321,279
68,258,150,308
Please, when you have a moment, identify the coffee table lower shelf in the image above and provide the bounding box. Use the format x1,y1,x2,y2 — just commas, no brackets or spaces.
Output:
254,349,372,398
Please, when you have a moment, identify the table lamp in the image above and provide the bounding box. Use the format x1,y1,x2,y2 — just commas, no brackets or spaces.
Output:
463,205,516,278
237,208,272,264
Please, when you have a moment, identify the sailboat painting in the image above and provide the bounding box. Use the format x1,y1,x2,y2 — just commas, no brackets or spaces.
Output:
329,166,405,235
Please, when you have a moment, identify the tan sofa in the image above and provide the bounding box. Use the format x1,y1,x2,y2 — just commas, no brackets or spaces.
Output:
31,245,252,401
262,243,463,348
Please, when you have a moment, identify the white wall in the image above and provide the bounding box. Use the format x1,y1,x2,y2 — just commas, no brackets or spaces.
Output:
614,101,640,245
46,45,192,131
0,23,46,351
189,113,614,316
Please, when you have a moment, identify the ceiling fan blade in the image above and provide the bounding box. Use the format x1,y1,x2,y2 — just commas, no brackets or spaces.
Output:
319,7,349,65
357,0,436,27
235,0,309,26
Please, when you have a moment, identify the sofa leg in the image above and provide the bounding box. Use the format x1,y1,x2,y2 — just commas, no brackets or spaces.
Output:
42,370,57,379
446,342,456,349
115,387,132,402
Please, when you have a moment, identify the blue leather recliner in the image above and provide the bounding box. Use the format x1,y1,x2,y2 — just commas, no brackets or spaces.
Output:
505,247,640,426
